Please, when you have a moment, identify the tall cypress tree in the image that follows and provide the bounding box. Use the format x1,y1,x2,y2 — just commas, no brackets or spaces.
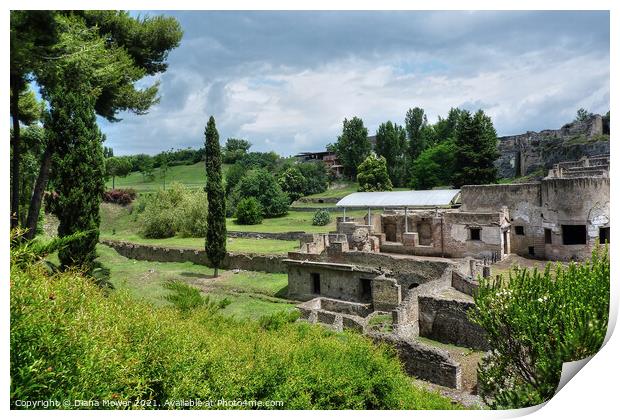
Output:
453,110,499,187
50,90,105,270
204,116,227,277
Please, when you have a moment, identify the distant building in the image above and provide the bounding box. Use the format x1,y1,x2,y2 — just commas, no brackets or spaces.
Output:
295,151,344,178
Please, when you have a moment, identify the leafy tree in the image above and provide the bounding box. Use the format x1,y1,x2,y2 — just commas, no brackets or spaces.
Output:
357,154,393,192
105,156,132,189
433,107,464,143
410,140,457,190
235,197,263,225
237,151,281,171
278,167,307,203
223,138,252,163
405,107,428,161
470,247,609,409
225,163,247,195
374,121,408,187
298,161,329,195
235,169,289,218
334,117,370,178
204,116,227,277
574,108,594,124
48,90,105,271
11,11,182,238
452,110,499,187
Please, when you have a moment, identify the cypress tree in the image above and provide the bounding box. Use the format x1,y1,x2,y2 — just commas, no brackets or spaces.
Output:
50,90,105,270
453,110,499,187
204,116,227,277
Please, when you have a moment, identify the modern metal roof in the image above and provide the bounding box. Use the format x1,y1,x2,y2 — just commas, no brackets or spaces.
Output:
335,189,461,208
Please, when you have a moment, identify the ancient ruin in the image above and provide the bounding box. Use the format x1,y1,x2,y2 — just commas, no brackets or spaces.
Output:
284,156,609,390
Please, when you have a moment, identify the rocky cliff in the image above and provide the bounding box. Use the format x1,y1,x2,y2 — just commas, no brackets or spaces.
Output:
495,114,610,179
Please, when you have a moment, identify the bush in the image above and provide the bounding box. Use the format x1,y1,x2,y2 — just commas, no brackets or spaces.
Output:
139,183,208,238
470,247,610,409
258,310,301,331
278,167,307,203
176,191,209,237
10,256,457,409
235,197,263,225
103,189,137,206
312,209,331,226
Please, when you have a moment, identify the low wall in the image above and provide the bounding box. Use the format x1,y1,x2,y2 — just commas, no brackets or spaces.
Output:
451,271,479,297
227,230,307,241
368,332,462,389
418,295,489,350
102,239,287,273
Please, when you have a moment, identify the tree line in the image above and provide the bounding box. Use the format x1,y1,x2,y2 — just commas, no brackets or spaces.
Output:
331,107,500,191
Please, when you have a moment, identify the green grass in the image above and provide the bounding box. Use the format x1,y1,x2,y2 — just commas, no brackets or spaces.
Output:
107,162,231,193
100,202,370,242
96,244,294,318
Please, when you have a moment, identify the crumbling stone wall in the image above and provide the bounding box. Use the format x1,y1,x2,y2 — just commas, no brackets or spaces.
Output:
368,332,462,389
102,240,287,273
228,230,307,241
418,295,489,351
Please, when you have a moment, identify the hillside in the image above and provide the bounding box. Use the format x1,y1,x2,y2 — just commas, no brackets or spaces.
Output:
106,162,231,192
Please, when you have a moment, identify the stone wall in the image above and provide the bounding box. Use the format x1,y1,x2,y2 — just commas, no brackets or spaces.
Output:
102,240,287,273
228,230,307,241
368,332,462,389
451,271,479,297
418,295,489,351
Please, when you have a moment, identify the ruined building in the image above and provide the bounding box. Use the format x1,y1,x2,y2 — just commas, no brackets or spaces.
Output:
284,159,609,390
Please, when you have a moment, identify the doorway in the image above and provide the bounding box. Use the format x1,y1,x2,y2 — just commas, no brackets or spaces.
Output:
503,230,510,255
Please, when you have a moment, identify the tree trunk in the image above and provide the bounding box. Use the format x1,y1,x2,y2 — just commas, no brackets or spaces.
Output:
24,144,54,240
112,175,115,189
10,79,21,229
214,267,218,278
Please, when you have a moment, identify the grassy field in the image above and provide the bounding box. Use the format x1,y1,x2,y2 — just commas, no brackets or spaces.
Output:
96,244,295,319
106,162,231,193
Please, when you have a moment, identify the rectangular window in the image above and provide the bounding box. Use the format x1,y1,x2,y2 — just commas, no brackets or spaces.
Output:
470,227,481,241
545,228,552,244
311,273,321,294
360,278,372,301
600,227,610,244
528,246,535,256
515,226,525,236
562,225,587,245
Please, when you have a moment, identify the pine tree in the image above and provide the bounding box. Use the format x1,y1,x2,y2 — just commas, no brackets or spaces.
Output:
204,116,227,277
50,90,105,270
453,110,499,187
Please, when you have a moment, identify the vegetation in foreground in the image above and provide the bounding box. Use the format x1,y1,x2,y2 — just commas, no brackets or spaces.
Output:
11,239,457,410
471,247,609,409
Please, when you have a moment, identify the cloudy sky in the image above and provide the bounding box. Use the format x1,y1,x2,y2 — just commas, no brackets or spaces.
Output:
101,11,610,156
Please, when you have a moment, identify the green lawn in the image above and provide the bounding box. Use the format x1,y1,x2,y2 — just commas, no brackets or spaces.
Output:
107,162,231,192
96,244,295,319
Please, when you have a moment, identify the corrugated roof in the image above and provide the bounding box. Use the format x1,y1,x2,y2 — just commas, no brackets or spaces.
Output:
336,189,461,208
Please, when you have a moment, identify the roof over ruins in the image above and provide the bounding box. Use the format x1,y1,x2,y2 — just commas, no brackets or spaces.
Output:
336,189,461,208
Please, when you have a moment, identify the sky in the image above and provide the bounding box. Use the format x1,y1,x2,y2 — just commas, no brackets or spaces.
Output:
99,11,610,156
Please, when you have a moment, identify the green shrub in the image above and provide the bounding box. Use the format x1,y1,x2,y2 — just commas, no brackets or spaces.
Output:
470,247,610,409
235,197,263,225
11,257,456,409
164,281,224,315
234,169,289,218
258,310,301,331
139,183,208,238
357,154,393,192
312,209,331,226
176,190,209,237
